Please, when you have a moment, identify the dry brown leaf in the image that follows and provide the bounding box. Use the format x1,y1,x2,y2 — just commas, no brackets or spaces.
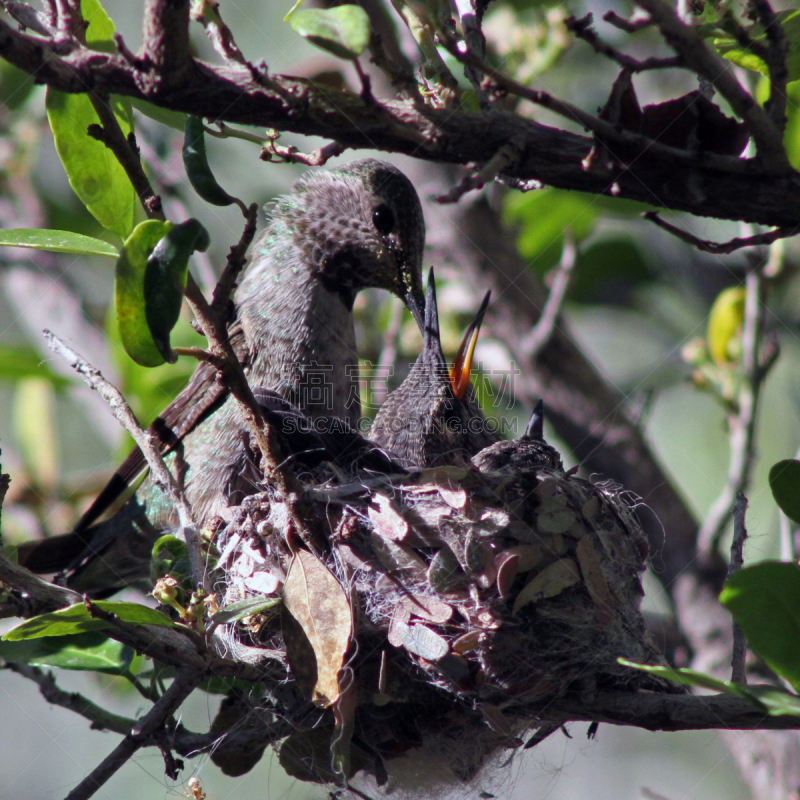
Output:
438,484,468,509
581,496,600,519
388,603,411,647
401,594,454,623
505,544,543,572
512,558,581,614
283,550,353,707
575,537,615,623
368,493,409,541
452,630,481,654
495,552,520,598
371,532,428,581
479,703,516,736
427,547,464,594
400,623,449,661
537,508,575,534
534,478,560,499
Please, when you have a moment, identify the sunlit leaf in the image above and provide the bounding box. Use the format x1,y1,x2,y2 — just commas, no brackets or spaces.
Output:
621,659,800,718
512,558,580,614
0,632,136,673
211,597,281,627
720,561,800,691
2,600,177,641
116,219,173,366
46,89,136,238
282,549,352,707
707,286,745,365
770,459,800,525
714,11,800,82
289,5,371,60
0,228,119,257
81,0,116,49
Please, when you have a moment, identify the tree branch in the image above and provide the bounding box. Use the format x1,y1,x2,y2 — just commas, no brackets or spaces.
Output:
1,19,800,226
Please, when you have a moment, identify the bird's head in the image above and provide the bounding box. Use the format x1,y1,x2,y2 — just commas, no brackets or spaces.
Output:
284,159,426,327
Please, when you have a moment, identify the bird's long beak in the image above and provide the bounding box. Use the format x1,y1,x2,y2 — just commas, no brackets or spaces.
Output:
404,267,427,332
450,290,491,401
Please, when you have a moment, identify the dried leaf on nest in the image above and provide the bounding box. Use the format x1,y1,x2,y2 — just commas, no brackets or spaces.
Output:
575,537,615,623
282,550,353,707
368,493,409,541
371,533,428,581
512,558,581,614
400,622,450,661
428,546,465,593
401,593,454,623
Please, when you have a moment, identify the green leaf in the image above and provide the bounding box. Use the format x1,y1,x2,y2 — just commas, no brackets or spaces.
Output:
183,116,237,206
0,347,70,387
721,561,800,691
131,98,188,132
151,534,192,585
784,80,800,171
2,600,177,641
0,632,136,673
747,685,800,716
289,5,371,60
81,0,117,50
115,219,210,367
707,286,746,365
46,89,136,238
211,597,281,627
0,228,119,257
116,219,174,367
714,10,800,82
504,188,598,274
620,659,800,718
115,219,173,367
770,460,800,525
618,659,753,698
145,219,210,361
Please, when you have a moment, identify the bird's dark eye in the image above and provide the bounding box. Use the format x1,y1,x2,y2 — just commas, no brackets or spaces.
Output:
372,204,395,236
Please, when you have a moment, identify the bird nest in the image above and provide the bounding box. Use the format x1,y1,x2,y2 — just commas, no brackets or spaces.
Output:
193,460,667,789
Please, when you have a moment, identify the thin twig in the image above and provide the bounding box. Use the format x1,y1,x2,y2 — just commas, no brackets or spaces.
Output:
519,233,577,359
190,0,246,65
211,202,259,317
643,212,797,254
634,0,790,173
698,262,773,555
2,662,135,734
435,135,525,203
181,276,292,493
566,14,685,72
87,93,163,218
603,10,654,33
728,492,748,684
42,330,206,586
64,669,199,800
259,136,347,166
436,32,751,174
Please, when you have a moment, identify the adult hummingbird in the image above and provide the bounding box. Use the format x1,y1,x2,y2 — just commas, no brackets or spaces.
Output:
19,159,426,592
369,269,500,469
